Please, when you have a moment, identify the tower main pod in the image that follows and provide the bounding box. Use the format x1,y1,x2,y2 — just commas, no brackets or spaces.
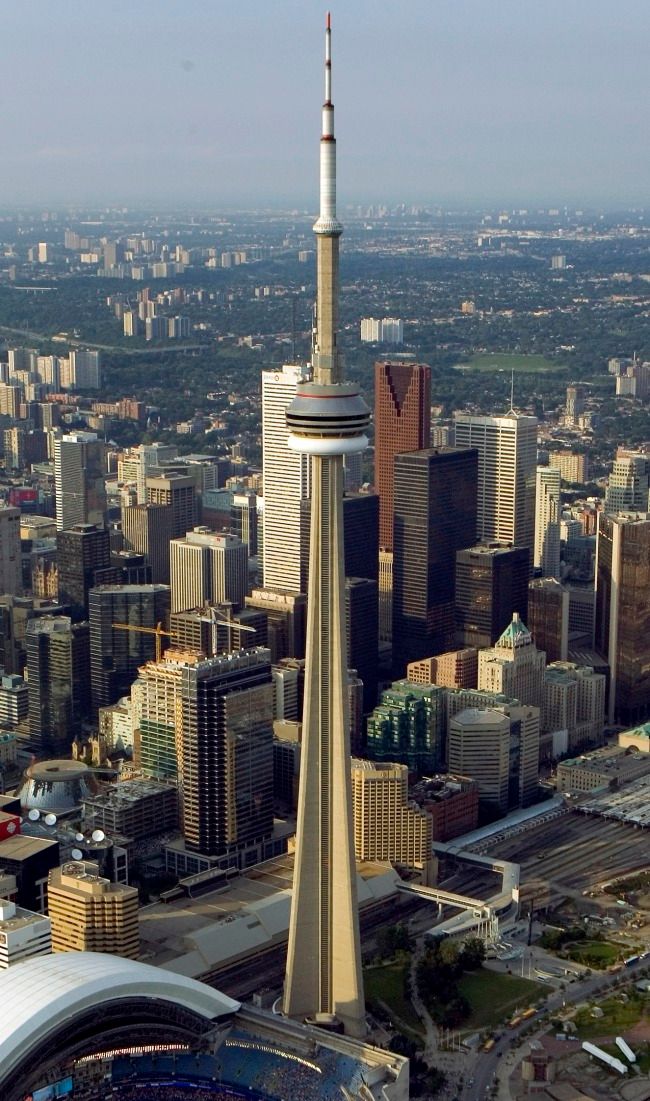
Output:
283,15,369,1038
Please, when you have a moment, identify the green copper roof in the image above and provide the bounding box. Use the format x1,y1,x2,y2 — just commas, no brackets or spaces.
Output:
496,612,532,649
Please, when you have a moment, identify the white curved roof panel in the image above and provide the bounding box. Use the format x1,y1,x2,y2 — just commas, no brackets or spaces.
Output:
0,952,239,1086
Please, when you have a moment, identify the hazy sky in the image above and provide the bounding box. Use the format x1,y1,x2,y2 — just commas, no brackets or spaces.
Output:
2,0,649,208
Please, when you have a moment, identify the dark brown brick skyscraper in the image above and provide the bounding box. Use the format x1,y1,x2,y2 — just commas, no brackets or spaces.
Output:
374,361,431,550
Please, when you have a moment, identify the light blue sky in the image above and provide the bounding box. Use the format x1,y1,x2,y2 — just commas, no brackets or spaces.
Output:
2,0,648,208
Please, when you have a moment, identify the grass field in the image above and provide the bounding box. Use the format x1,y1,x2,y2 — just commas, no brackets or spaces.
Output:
458,970,544,1029
573,995,648,1040
364,958,424,1037
457,353,567,374
565,940,625,969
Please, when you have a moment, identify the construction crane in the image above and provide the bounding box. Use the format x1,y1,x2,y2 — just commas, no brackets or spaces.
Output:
197,604,255,656
111,620,173,663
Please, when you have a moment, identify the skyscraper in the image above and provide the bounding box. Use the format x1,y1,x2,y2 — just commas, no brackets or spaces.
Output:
453,411,537,559
455,543,530,650
392,447,478,673
26,616,91,752
0,508,22,597
89,583,171,710
374,360,431,550
54,432,107,531
57,524,118,621
145,471,198,538
170,529,248,614
534,465,561,579
121,502,175,584
283,18,369,1037
527,577,569,663
604,451,650,514
595,512,650,724
261,363,311,593
477,613,546,709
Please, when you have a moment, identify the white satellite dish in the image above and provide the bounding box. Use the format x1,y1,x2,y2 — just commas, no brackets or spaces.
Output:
75,832,85,842
91,829,105,843
71,848,83,861
44,813,57,827
28,809,40,821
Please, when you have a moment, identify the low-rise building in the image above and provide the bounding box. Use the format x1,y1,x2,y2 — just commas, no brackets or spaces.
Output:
556,745,650,793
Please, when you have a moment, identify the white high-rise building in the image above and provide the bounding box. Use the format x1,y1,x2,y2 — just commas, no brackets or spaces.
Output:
53,432,107,531
170,529,248,614
534,465,561,579
454,411,537,560
605,451,650,514
261,363,311,593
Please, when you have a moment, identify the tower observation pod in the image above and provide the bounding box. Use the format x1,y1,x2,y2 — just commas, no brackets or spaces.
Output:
283,15,369,1039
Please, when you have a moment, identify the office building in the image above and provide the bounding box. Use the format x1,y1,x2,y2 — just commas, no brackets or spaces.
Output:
245,588,306,663
284,21,367,1036
455,543,530,650
0,673,28,725
345,577,379,712
448,703,540,815
393,447,478,674
453,411,537,559
418,776,480,843
534,465,561,579
170,604,265,659
261,362,311,593
48,860,139,958
0,899,52,969
89,584,171,710
272,658,304,721
595,512,650,724
407,648,478,689
350,759,433,874
527,577,569,663
145,471,197,538
478,613,546,709
26,616,90,752
542,662,606,756
0,508,21,597
56,524,119,621
231,491,258,556
366,680,445,774
604,451,650,514
343,493,379,582
374,360,431,551
121,503,175,584
54,433,107,531
170,529,248,614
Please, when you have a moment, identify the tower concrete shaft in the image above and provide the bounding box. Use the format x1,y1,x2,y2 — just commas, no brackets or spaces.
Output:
283,15,367,1038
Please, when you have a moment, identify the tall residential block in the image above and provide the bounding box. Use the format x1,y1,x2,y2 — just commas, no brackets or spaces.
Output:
534,465,561,579
284,19,368,1036
54,432,106,531
261,363,311,592
48,860,139,958
392,447,478,674
453,411,537,560
455,543,530,650
595,511,650,724
170,528,248,614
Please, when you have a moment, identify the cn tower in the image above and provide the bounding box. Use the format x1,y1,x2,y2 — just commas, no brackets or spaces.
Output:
283,14,369,1038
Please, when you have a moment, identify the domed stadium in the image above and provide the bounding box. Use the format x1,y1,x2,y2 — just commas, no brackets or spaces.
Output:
0,954,408,1101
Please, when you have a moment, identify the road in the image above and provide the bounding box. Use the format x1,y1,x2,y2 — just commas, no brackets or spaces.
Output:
0,324,207,356
462,956,648,1100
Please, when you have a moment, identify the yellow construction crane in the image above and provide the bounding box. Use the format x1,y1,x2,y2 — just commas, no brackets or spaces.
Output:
111,620,173,663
